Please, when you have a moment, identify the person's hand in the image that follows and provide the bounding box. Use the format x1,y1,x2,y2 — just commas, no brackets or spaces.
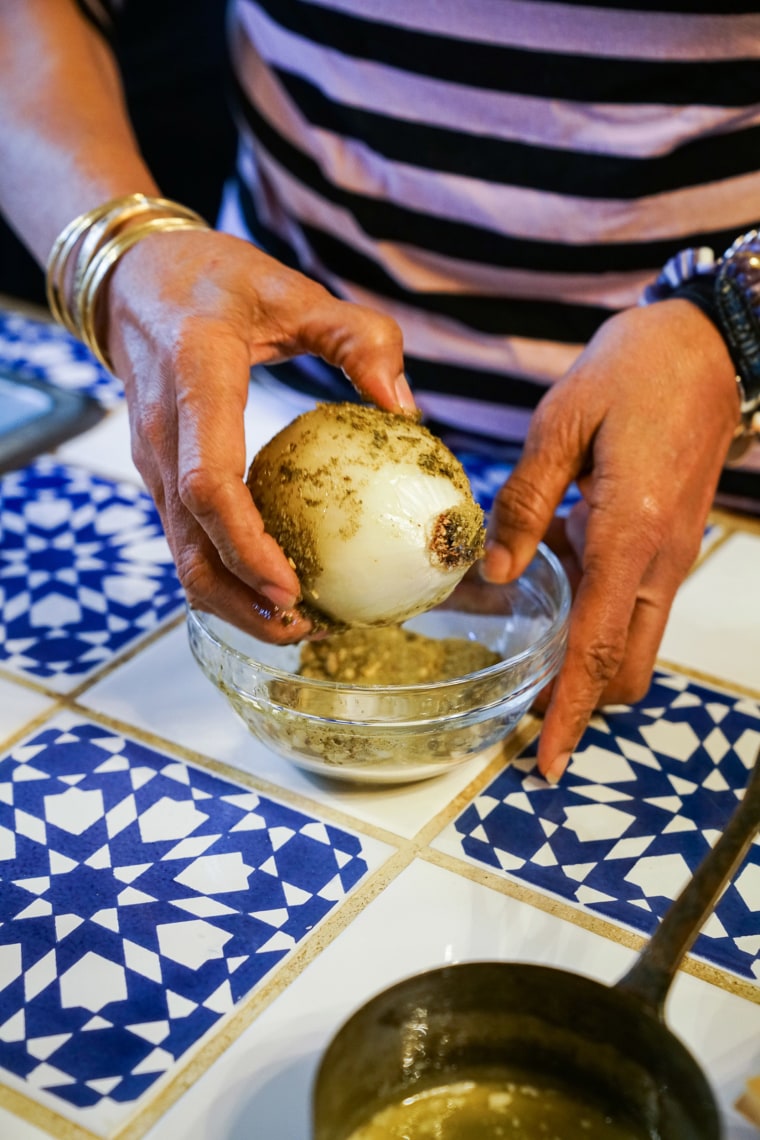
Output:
482,299,741,782
103,227,416,643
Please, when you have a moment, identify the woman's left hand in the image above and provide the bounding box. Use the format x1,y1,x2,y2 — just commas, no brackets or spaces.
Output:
483,298,741,782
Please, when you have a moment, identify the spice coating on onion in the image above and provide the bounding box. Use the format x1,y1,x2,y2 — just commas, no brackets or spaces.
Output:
246,402,486,628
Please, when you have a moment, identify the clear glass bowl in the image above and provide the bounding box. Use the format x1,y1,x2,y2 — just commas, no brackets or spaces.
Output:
187,544,570,785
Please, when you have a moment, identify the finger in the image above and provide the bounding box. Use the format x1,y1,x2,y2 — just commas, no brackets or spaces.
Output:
172,333,303,610
535,506,658,782
149,450,313,644
526,514,571,716
179,542,313,646
532,676,555,715
132,363,311,642
297,297,416,413
594,603,664,708
538,566,676,779
595,570,677,708
482,419,585,584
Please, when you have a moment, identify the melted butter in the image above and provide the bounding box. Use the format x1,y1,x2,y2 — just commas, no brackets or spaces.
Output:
346,1079,646,1139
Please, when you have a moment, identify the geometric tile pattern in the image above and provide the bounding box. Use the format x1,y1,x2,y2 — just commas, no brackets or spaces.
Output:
0,459,184,688
0,309,123,406
446,670,760,982
0,715,371,1116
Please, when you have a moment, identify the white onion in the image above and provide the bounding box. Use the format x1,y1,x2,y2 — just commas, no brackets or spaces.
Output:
247,402,485,628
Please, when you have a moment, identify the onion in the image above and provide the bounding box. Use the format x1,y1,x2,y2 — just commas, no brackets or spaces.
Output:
246,402,485,628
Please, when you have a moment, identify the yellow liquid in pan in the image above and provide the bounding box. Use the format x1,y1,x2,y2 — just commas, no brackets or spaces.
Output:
347,1078,645,1139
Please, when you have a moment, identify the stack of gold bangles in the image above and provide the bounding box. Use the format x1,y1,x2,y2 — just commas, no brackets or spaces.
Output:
45,193,210,372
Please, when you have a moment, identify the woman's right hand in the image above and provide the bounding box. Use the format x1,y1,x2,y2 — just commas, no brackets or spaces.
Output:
105,226,416,643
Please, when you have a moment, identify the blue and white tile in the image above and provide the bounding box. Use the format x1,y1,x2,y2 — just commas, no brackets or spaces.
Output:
0,710,390,1136
0,458,184,691
0,309,122,407
434,669,760,983
80,623,499,838
133,860,760,1140
659,531,760,692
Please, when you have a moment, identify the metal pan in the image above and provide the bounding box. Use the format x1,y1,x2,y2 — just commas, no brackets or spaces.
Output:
313,746,760,1139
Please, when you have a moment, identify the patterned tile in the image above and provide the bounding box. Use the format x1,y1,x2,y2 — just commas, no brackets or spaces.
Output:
0,459,184,690
0,310,122,407
435,670,760,982
0,713,382,1132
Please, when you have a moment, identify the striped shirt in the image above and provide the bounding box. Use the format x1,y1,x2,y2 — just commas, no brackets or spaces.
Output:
220,0,760,440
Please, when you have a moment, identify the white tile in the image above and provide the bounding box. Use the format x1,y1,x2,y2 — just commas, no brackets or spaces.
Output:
659,533,760,691
0,677,55,743
53,364,294,488
701,521,725,557
55,366,307,489
0,1108,54,1140
140,859,760,1140
80,623,499,838
56,404,142,485
244,367,317,457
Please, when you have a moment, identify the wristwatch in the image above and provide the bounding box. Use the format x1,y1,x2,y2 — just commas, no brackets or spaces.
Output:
643,231,760,460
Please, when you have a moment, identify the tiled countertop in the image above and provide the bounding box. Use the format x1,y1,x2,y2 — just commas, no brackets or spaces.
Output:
1,300,760,1139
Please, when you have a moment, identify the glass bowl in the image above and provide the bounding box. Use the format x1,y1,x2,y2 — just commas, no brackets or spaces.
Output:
187,544,570,785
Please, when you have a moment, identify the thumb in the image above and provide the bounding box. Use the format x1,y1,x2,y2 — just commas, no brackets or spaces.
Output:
297,296,416,413
483,440,581,584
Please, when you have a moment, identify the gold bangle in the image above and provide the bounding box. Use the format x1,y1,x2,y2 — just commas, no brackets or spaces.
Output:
45,193,207,335
77,216,209,371
45,196,140,332
71,197,204,309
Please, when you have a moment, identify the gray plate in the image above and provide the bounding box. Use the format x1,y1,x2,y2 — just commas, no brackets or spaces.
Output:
0,368,103,473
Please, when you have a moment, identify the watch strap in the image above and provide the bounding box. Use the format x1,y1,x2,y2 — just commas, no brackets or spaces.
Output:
642,233,760,452
714,231,760,416
668,271,720,327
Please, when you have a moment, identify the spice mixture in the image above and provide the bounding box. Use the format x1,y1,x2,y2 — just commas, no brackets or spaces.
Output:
297,625,500,685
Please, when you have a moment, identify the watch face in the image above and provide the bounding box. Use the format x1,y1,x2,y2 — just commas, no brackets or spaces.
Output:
716,239,760,412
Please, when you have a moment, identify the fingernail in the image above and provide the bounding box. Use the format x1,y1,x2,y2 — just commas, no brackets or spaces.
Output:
480,540,512,583
393,372,417,413
544,752,571,785
277,608,306,628
260,583,299,610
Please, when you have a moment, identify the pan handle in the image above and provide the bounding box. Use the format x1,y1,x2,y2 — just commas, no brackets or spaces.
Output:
615,743,760,1016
